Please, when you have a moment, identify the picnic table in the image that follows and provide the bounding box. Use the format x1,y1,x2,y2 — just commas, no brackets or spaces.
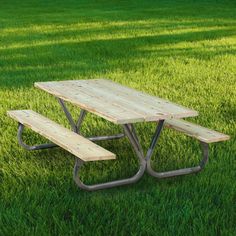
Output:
8,79,230,191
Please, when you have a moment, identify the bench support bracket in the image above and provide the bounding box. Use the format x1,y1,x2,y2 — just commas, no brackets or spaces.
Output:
73,119,210,190
146,141,209,178
73,124,146,191
58,98,125,141
17,123,57,150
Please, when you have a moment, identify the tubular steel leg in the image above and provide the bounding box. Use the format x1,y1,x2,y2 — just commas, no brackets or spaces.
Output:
145,120,165,161
58,98,77,132
17,123,57,150
58,98,126,140
128,124,144,156
76,109,87,134
88,133,125,142
146,141,209,178
73,124,146,191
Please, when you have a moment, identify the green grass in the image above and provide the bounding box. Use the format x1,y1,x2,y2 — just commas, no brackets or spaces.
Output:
1,0,236,235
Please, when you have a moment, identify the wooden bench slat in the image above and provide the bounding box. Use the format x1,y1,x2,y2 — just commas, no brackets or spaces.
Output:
165,119,230,143
7,110,116,161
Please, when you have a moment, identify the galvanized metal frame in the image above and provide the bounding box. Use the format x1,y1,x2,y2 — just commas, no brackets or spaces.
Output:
146,140,209,179
15,98,210,191
145,120,165,160
72,117,209,190
73,124,146,191
17,123,57,150
72,120,165,190
145,120,209,178
57,98,125,140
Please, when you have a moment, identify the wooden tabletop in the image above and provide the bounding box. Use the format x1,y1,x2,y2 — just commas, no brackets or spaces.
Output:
35,79,198,124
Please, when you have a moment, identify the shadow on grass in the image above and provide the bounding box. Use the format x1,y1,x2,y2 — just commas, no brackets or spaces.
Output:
0,27,235,88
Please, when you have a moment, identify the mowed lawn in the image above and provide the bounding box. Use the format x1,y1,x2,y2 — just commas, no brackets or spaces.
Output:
0,0,236,235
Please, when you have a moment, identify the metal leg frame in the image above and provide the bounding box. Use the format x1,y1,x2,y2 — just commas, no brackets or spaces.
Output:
72,122,165,191
57,98,125,140
146,139,209,179
73,119,210,190
126,120,209,179
17,123,57,150
16,98,210,190
73,124,146,191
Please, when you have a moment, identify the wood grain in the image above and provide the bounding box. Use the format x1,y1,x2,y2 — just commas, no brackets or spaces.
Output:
165,119,230,143
35,79,198,124
7,110,116,161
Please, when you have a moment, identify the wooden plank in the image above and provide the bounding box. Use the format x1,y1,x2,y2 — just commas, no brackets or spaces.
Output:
35,79,198,124
34,81,144,124
91,79,198,120
66,80,169,120
165,119,230,143
67,79,198,120
7,110,116,161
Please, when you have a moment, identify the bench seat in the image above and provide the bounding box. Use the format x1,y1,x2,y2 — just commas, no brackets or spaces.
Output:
165,119,230,143
7,110,116,162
